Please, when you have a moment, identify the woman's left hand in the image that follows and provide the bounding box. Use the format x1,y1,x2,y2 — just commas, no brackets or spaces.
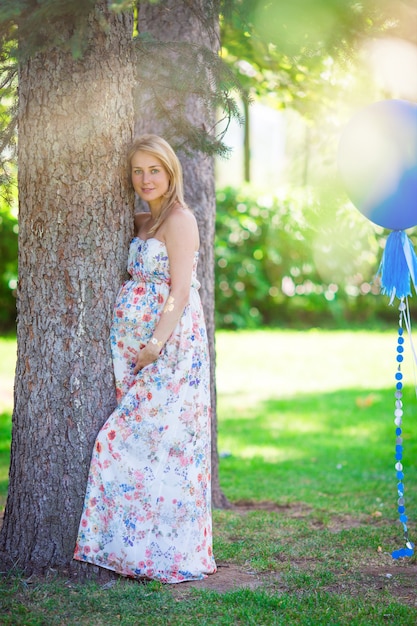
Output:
133,344,159,375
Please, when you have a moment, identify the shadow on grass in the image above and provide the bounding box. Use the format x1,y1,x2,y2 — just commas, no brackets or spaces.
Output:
218,386,417,519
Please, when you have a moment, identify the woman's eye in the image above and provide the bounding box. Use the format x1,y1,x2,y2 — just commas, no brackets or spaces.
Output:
151,169,159,174
133,169,142,175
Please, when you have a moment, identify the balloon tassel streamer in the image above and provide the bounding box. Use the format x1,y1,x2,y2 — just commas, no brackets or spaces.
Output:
377,230,417,304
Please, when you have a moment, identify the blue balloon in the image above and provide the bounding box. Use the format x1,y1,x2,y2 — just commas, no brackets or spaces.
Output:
338,100,417,230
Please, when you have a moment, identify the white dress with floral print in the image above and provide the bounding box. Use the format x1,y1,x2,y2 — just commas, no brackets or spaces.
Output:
74,237,216,583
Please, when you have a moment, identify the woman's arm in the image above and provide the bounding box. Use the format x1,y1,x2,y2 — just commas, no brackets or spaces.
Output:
133,208,199,373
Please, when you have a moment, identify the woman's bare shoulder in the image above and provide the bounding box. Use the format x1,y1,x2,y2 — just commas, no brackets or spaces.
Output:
167,205,197,227
163,206,199,247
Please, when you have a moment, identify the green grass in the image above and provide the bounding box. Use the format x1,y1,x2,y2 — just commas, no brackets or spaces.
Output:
0,410,10,502
217,385,417,512
1,577,416,625
2,575,415,625
0,337,15,503
2,330,417,624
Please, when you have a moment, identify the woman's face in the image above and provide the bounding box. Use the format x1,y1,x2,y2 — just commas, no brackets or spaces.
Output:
131,150,170,210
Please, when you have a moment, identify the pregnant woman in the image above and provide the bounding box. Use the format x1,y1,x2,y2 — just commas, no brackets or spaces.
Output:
74,134,216,584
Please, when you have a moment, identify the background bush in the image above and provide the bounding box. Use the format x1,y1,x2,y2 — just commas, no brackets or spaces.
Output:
215,185,417,329
0,196,17,333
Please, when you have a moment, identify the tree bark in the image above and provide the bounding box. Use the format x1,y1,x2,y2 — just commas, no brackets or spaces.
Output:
0,5,135,572
136,0,229,508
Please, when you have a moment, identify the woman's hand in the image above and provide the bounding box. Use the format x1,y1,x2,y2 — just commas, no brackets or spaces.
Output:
133,343,160,375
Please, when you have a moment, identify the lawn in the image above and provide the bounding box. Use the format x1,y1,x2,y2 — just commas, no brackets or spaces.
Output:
1,330,417,625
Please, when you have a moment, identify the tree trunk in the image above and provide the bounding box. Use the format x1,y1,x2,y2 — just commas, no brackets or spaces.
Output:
243,97,251,183
0,6,135,573
136,0,229,508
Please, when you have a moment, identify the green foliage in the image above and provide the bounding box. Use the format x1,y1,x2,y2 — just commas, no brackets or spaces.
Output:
0,41,17,332
0,198,17,332
0,0,248,168
0,0,97,60
220,0,383,57
0,36,17,208
219,0,389,110
219,0,417,141
134,33,247,158
215,186,416,329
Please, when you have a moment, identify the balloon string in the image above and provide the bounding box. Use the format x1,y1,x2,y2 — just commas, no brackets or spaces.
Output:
391,298,414,559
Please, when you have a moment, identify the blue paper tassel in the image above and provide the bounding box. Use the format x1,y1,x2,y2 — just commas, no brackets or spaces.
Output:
378,230,417,300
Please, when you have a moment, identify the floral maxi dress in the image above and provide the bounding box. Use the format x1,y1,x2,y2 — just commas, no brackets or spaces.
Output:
74,237,216,583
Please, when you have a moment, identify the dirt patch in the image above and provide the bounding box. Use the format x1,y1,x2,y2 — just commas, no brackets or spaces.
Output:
310,513,366,532
171,563,263,597
358,566,417,605
231,500,379,532
231,499,313,516
170,560,417,606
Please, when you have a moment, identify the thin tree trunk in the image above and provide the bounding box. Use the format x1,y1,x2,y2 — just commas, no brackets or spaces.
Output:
243,97,251,183
135,0,229,508
0,6,135,573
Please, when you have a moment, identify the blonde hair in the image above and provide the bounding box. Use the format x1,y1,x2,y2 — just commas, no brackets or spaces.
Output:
127,134,188,234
